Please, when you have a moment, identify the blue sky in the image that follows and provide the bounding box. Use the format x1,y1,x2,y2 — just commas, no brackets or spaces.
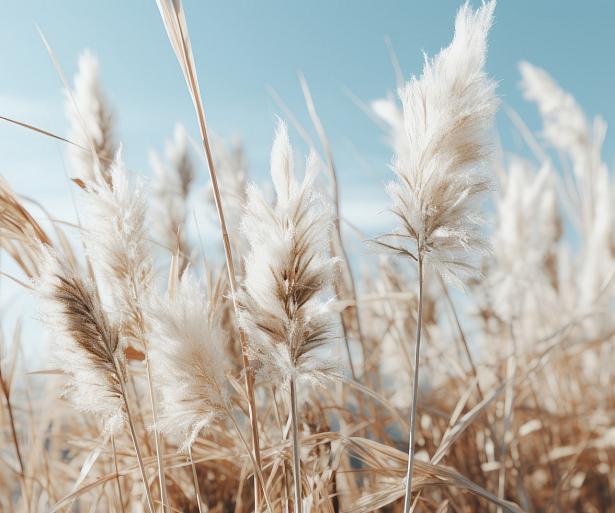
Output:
1,1,614,360
1,1,614,200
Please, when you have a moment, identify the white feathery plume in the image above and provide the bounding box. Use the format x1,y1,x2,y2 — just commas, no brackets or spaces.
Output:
383,4,498,512
370,94,409,163
36,247,156,512
83,148,168,509
519,61,591,163
519,61,614,308
490,158,560,324
208,134,249,251
36,248,125,436
84,149,153,341
240,121,338,513
66,50,117,185
381,0,498,284
150,123,195,261
239,121,339,388
148,271,227,452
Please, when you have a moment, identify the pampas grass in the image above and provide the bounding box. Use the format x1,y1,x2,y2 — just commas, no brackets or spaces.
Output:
66,50,117,185
375,2,498,510
239,121,339,513
150,123,195,270
36,248,156,513
2,2,615,513
148,271,227,452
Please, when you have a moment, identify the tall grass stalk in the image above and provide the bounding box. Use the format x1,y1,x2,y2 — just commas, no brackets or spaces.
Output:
225,402,274,513
402,254,423,513
298,75,368,380
188,446,203,513
145,355,168,513
290,375,302,513
154,3,263,507
0,371,30,512
111,435,126,513
117,359,156,513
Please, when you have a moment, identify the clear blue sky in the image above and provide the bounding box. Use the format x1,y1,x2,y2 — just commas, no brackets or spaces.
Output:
1,1,614,360
1,1,614,202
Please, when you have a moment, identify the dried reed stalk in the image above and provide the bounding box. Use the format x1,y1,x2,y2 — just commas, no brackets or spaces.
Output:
403,255,423,513
154,2,263,508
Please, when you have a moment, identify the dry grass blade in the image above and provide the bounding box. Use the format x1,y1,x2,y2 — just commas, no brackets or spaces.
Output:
344,437,526,513
431,381,506,465
0,177,51,278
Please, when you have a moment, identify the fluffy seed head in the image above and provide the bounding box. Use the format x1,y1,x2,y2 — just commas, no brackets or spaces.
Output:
37,248,125,435
66,50,117,186
239,121,339,388
490,159,560,320
381,1,498,284
148,271,227,451
150,123,194,264
84,149,153,343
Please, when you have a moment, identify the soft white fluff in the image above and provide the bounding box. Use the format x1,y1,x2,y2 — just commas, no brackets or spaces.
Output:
148,272,227,451
209,134,249,250
382,1,498,284
150,123,194,255
66,50,117,184
370,94,408,163
37,248,125,436
490,159,560,322
519,61,591,162
84,150,153,340
520,62,613,308
239,121,339,388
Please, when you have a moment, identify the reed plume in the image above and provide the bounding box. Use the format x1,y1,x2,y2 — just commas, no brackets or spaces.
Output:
36,248,125,435
381,1,498,283
37,248,156,512
520,61,614,310
66,50,117,185
240,121,339,388
376,2,498,511
0,176,51,278
208,134,249,254
82,149,171,509
150,123,195,269
490,159,560,325
83,149,152,343
519,61,593,165
240,121,339,513
148,271,227,452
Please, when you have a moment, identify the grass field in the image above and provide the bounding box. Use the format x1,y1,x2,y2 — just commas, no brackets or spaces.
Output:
1,1,614,512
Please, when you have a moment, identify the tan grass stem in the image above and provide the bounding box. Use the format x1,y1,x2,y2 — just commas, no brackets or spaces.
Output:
188,445,203,513
144,352,169,512
402,254,423,513
155,3,263,507
225,403,274,513
111,435,126,513
289,375,302,513
1,379,30,512
298,75,368,381
117,361,156,513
